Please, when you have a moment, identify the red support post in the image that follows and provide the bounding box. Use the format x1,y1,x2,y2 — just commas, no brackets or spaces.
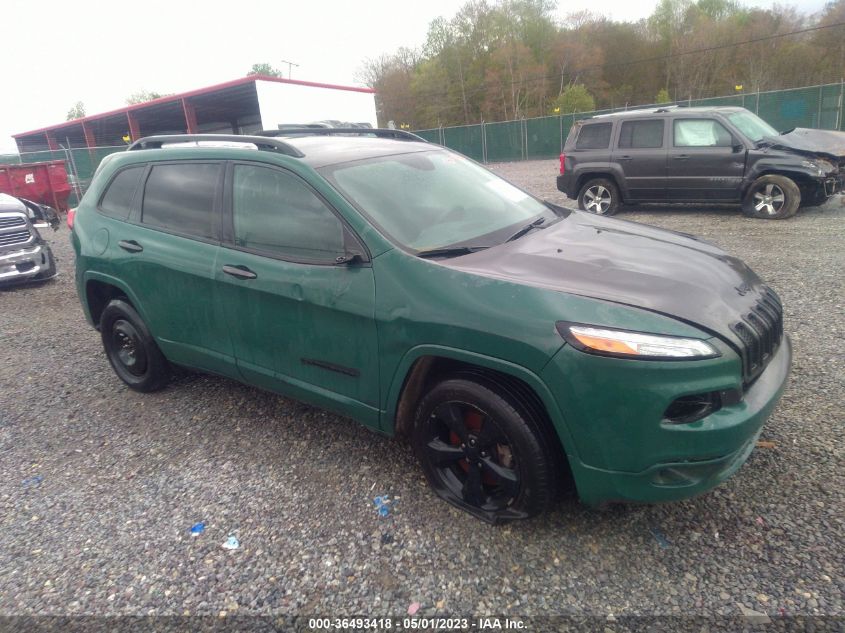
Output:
45,132,59,151
182,98,198,133
127,111,141,141
81,121,97,148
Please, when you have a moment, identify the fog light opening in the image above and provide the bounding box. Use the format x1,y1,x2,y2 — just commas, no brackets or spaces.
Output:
663,392,721,424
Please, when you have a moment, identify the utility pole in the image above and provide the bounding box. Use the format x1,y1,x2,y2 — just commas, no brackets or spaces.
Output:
279,59,299,79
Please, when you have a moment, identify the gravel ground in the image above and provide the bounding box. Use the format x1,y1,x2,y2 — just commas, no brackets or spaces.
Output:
0,159,843,624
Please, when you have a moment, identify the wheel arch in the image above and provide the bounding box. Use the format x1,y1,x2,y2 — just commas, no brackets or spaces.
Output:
83,272,145,330
742,168,815,198
574,171,627,202
384,346,580,474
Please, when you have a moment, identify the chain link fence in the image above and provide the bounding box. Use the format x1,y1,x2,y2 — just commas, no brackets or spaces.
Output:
1,82,842,205
0,145,125,206
415,82,845,162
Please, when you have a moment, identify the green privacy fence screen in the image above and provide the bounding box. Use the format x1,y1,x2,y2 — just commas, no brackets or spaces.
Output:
415,82,845,163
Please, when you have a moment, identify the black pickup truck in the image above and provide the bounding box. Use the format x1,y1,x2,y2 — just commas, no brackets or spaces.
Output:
556,106,844,219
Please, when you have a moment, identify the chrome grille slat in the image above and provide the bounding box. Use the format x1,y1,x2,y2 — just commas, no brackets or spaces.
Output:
0,216,26,229
0,229,33,246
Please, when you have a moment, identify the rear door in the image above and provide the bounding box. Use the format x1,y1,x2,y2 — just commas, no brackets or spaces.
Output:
116,161,236,375
215,161,380,421
611,118,667,200
667,118,745,200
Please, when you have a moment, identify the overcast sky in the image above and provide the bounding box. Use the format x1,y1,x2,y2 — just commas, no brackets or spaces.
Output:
0,0,829,153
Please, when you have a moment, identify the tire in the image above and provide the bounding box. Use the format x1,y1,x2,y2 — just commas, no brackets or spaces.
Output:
100,299,170,392
742,175,800,219
577,177,620,216
412,377,556,523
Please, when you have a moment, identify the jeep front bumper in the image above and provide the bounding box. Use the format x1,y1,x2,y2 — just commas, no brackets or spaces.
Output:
541,333,791,506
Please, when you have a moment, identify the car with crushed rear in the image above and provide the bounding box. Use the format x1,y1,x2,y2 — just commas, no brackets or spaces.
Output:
70,129,791,523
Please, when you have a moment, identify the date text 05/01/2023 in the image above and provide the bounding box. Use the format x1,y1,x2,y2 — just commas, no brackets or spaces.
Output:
307,617,525,630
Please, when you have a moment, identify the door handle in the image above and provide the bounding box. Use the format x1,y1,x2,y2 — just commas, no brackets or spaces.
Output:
222,264,257,280
118,240,143,253
617,155,633,161
673,155,690,160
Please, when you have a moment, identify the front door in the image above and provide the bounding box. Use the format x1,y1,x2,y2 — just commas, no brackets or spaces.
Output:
215,161,380,424
612,118,667,201
667,118,746,201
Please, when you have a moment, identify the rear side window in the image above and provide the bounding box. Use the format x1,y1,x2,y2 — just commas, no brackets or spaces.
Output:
575,123,612,150
99,166,143,219
141,163,220,239
618,119,664,149
232,164,344,262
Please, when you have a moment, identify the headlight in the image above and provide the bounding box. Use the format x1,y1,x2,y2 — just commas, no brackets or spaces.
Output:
803,159,834,176
556,322,720,360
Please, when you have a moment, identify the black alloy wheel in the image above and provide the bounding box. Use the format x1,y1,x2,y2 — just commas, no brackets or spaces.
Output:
413,378,555,523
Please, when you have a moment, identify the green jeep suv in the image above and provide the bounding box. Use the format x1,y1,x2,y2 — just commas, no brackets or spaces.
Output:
71,129,791,523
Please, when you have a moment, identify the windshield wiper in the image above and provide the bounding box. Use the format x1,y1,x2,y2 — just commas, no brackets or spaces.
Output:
416,245,490,259
505,216,547,243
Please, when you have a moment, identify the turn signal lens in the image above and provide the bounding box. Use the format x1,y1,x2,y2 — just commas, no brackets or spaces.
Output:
559,323,719,359
559,153,566,175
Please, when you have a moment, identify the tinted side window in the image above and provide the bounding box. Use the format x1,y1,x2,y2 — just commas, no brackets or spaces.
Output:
141,163,220,239
99,166,144,219
575,123,612,150
674,119,734,147
618,119,664,149
232,164,344,262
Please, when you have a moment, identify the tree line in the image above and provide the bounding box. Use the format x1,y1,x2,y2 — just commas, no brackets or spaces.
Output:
356,0,845,129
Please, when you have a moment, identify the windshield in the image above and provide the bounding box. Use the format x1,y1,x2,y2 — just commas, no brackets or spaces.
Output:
319,150,551,251
726,110,779,142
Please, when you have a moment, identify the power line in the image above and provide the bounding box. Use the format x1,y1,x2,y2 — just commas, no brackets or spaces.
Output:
375,19,845,110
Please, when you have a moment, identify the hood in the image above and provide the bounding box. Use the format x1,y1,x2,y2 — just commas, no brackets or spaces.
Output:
761,128,845,161
444,211,769,348
0,193,27,213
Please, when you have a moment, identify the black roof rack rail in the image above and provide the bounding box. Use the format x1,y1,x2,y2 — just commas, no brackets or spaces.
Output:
127,134,305,158
256,128,427,142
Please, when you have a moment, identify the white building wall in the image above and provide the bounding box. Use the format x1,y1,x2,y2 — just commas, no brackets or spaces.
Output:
255,80,377,129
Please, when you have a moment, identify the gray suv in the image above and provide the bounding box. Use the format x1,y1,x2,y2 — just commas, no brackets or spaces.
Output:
556,106,843,219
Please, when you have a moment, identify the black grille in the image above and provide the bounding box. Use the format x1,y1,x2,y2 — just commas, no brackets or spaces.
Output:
0,229,33,246
0,216,26,229
731,287,783,385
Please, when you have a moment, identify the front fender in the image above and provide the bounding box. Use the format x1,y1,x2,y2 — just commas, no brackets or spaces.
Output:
381,344,582,466
744,159,825,194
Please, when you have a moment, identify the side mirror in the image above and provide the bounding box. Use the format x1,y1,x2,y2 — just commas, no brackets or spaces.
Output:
732,142,744,153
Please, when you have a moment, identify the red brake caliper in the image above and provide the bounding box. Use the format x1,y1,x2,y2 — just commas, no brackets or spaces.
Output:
450,409,497,485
